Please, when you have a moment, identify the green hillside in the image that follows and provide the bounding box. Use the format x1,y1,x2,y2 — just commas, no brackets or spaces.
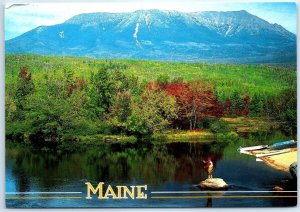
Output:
5,54,296,100
5,54,296,149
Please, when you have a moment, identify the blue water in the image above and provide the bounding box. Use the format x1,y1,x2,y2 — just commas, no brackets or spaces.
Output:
5,142,297,207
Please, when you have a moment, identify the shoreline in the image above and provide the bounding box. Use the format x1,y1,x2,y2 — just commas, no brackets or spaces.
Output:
260,149,297,172
244,148,297,172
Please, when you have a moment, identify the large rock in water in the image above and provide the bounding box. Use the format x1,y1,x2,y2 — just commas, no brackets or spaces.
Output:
199,178,229,190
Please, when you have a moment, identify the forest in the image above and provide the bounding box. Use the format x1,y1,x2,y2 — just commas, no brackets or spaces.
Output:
5,54,297,150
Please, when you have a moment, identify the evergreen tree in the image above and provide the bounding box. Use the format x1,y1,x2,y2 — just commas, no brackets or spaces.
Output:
14,67,35,120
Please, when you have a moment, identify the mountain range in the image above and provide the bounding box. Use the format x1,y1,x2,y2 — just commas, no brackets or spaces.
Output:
5,9,296,63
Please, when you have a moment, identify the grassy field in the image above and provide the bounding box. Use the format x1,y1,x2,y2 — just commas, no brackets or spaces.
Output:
221,117,280,133
5,54,296,100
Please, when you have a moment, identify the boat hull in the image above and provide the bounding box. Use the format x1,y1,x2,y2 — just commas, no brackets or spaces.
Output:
256,149,291,158
238,145,268,152
270,140,297,150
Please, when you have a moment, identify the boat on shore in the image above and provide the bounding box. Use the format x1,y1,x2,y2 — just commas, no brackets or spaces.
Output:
238,140,296,154
269,140,296,150
255,148,291,158
238,145,269,152
238,140,297,174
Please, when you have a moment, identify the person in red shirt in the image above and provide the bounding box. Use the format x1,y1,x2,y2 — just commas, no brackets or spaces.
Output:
203,157,214,179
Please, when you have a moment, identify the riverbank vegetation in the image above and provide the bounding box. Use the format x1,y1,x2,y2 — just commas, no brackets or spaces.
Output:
5,54,296,150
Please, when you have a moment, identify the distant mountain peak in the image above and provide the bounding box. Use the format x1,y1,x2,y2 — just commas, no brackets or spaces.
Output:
6,9,296,64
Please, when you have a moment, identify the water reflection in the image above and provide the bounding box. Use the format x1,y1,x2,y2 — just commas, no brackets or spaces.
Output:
5,140,297,207
6,142,226,191
205,191,225,207
206,196,212,207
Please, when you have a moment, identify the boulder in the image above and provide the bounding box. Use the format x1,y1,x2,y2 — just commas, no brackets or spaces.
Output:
289,162,297,179
273,186,284,191
199,178,229,190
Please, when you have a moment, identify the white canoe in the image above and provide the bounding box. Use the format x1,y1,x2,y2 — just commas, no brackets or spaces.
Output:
239,150,253,155
256,148,291,158
238,145,269,152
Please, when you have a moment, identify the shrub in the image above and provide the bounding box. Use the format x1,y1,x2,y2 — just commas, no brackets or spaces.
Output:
210,120,229,134
226,131,239,142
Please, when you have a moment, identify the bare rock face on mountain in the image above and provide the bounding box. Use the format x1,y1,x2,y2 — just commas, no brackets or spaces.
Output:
199,178,229,190
6,10,296,63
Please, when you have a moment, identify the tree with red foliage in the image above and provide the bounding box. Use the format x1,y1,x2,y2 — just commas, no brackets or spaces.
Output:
224,99,232,115
164,82,192,128
150,80,225,130
19,67,32,80
242,96,250,116
146,81,161,91
16,67,34,99
211,101,225,117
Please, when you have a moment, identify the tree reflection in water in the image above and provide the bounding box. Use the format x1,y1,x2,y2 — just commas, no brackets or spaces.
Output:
6,137,297,207
6,141,226,191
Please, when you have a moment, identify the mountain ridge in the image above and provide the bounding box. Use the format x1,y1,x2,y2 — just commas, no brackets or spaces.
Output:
5,9,296,63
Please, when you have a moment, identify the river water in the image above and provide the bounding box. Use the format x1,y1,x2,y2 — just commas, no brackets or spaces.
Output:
5,140,297,208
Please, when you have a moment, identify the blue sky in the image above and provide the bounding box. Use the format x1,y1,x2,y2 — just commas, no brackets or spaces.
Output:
5,1,297,40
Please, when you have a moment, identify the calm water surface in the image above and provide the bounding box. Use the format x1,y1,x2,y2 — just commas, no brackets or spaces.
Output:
6,140,297,208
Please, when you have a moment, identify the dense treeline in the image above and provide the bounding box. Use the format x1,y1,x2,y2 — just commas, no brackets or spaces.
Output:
5,55,297,147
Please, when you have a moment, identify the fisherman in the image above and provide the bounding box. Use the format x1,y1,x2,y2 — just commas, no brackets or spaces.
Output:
203,157,214,179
